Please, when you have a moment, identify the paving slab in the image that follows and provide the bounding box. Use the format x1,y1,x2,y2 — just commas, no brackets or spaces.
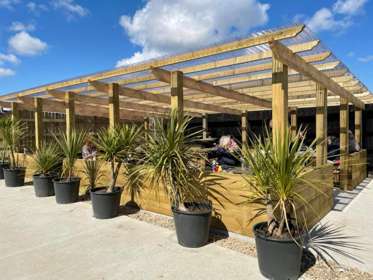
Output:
0,182,264,280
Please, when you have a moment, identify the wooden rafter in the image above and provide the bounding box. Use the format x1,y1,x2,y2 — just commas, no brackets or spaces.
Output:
269,40,365,109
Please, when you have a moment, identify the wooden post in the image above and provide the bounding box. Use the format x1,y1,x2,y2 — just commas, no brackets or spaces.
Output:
316,84,327,167
272,57,288,144
355,108,362,148
109,83,120,129
241,111,248,145
202,114,208,139
170,71,183,118
65,91,75,137
340,97,349,189
11,102,18,121
34,98,43,150
290,108,297,138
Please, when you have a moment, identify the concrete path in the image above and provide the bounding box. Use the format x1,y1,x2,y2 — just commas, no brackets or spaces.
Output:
0,182,264,280
320,176,373,273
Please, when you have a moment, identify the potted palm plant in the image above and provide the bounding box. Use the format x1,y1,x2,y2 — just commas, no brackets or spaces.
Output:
0,117,26,187
32,143,62,197
134,111,211,248
81,158,103,197
53,130,87,204
91,125,141,219
0,143,10,180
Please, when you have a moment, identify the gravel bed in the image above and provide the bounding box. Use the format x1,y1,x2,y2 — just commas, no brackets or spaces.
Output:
126,208,373,280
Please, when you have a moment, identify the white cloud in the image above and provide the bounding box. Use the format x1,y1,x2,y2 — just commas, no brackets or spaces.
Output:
358,55,373,63
0,0,20,9
9,21,36,32
27,2,48,14
0,53,19,64
333,0,368,15
301,0,368,33
116,0,270,67
8,31,47,56
0,67,15,77
347,51,355,57
52,0,89,19
307,8,351,32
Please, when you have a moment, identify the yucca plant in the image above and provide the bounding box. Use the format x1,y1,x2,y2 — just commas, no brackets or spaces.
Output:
54,130,87,181
0,117,26,169
82,159,104,191
33,143,62,176
94,124,142,193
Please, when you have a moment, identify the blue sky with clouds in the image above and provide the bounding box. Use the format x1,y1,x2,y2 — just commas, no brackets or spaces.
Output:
0,0,372,95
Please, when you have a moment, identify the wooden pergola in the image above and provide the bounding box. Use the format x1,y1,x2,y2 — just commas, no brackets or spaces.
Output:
0,24,370,189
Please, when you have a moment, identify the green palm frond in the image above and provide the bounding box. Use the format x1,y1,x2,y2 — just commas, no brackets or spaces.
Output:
82,159,104,190
33,142,62,175
54,130,87,180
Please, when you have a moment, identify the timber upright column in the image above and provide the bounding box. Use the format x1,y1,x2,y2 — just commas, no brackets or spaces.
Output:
272,57,288,144
290,108,297,138
170,71,184,117
65,92,75,137
109,83,120,129
11,102,18,121
34,98,43,150
315,84,327,167
241,111,248,146
340,97,349,189
202,113,208,139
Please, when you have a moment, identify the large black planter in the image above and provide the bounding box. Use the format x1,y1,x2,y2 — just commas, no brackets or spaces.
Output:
0,162,10,179
172,203,211,248
90,187,122,219
253,222,303,280
4,167,26,187
53,177,80,204
33,174,55,197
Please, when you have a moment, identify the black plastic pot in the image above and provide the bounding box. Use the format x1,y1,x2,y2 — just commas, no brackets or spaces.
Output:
172,203,212,248
4,167,26,187
253,222,303,280
0,161,10,179
53,177,81,204
90,187,122,219
33,174,55,197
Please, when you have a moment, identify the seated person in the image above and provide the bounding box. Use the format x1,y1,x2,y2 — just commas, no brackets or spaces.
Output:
82,136,97,160
208,135,240,170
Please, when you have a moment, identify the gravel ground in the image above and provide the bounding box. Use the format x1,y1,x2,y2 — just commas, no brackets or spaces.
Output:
126,208,373,280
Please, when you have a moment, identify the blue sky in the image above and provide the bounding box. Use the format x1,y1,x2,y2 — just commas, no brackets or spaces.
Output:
0,0,372,95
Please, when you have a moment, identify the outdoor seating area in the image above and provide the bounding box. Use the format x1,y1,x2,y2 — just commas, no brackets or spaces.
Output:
0,24,371,279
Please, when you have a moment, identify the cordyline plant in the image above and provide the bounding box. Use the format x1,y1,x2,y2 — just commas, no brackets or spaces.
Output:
54,130,87,181
94,125,142,193
132,110,212,210
0,117,26,169
242,127,361,268
33,142,62,176
82,159,104,192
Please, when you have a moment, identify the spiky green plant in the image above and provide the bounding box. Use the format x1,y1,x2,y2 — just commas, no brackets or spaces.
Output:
133,110,208,209
94,124,142,193
54,130,87,181
33,143,62,176
242,127,318,238
0,117,26,169
82,159,104,191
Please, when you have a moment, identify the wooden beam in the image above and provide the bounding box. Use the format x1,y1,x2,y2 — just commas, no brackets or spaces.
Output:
241,111,248,145
151,67,272,109
269,40,365,110
355,108,362,147
202,114,208,139
90,80,241,115
170,71,183,117
340,97,349,189
65,91,75,136
290,108,297,138
272,57,288,143
108,83,120,128
315,84,327,167
0,25,304,101
34,98,43,150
